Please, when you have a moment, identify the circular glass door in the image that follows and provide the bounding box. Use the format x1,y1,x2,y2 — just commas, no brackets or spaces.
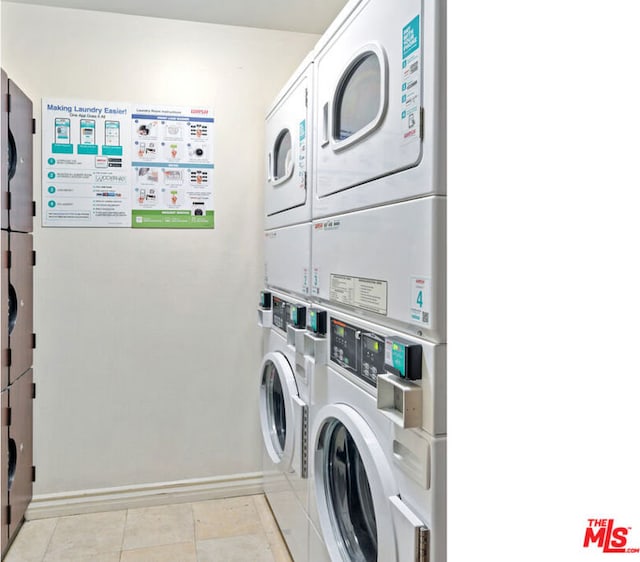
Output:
324,419,377,560
259,351,298,469
314,403,398,562
272,129,293,183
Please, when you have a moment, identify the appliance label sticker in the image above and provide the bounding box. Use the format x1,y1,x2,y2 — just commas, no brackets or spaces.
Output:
330,274,388,315
401,15,421,145
303,267,310,295
312,267,320,296
298,119,307,190
410,276,431,327
385,338,407,377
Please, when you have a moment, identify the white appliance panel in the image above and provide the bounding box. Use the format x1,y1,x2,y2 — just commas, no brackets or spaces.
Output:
313,0,445,218
265,223,311,299
265,54,313,229
312,197,445,343
311,366,445,562
322,307,446,436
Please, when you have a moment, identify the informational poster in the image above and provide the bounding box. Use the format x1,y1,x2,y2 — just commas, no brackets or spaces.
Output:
42,99,215,229
42,99,131,227
131,105,214,229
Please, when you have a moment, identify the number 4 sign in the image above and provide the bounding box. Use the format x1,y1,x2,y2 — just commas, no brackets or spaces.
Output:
410,276,431,327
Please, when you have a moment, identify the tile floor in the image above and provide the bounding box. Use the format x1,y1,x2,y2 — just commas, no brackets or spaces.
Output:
4,494,293,562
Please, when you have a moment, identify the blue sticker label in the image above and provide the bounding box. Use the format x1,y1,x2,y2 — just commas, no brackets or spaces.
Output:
391,342,407,377
403,15,420,59
299,119,306,141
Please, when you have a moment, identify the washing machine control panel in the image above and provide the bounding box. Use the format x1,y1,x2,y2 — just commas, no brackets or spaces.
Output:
330,318,386,387
272,296,288,332
361,332,386,385
330,319,358,376
272,296,306,333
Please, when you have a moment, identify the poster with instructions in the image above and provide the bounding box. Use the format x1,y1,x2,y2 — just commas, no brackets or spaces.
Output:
42,99,215,229
131,105,214,229
42,99,131,227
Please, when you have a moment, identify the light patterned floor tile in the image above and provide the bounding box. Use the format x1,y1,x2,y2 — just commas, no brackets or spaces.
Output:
4,518,58,562
196,534,276,562
43,510,126,560
193,496,263,540
122,502,194,551
253,495,293,562
120,541,197,562
43,552,121,562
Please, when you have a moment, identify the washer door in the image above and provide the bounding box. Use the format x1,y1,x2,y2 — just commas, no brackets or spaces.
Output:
259,351,299,470
313,403,398,562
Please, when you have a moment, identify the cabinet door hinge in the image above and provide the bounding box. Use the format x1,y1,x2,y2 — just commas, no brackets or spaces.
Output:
418,526,430,562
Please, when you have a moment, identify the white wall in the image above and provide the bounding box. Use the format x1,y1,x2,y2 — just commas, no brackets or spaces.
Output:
2,2,318,495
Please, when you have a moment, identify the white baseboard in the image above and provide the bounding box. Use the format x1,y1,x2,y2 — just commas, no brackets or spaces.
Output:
26,471,264,520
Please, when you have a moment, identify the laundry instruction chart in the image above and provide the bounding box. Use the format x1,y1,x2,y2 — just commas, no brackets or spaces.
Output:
131,105,214,229
42,99,131,227
42,99,215,229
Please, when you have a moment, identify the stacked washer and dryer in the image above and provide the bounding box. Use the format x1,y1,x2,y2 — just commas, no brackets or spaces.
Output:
259,1,445,561
0,69,36,557
257,50,321,562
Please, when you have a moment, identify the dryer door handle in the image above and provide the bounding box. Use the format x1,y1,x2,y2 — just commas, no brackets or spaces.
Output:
321,102,330,147
267,151,273,182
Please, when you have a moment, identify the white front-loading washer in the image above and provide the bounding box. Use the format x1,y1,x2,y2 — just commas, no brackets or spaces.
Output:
305,306,445,561
311,365,445,562
258,289,317,561
265,51,314,230
312,0,446,219
259,326,310,562
311,197,446,344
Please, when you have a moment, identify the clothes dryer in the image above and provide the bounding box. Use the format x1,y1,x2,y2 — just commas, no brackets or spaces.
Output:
311,364,445,562
8,232,34,384
264,222,311,300
265,52,314,230
312,0,446,219
311,197,445,343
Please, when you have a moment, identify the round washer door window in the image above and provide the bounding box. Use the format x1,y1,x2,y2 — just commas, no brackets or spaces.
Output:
313,404,398,562
259,351,298,469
